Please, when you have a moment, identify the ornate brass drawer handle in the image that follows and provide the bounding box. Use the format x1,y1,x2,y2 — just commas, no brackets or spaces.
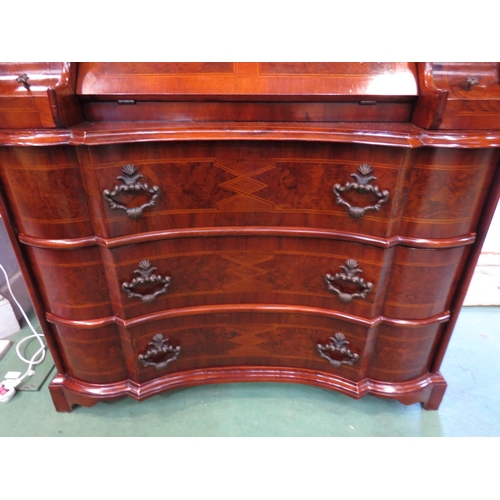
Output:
317,332,359,367
324,259,373,303
103,164,160,219
333,164,389,218
138,334,181,370
122,260,171,304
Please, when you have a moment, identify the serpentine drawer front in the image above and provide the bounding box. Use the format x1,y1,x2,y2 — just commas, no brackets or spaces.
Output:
24,234,470,322
46,307,449,388
2,142,496,241
0,62,499,412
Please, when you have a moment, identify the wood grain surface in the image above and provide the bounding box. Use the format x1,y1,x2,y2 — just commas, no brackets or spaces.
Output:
0,62,498,412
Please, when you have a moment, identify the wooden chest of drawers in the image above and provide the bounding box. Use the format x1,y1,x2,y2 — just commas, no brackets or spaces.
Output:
0,62,499,411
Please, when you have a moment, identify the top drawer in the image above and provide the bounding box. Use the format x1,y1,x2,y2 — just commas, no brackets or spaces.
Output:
1,141,497,242
80,141,498,242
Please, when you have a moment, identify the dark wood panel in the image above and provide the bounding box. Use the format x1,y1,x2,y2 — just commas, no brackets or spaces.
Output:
0,180,68,374
367,323,444,382
51,324,128,384
0,96,53,129
400,147,500,239
26,246,113,320
80,141,499,241
86,234,470,321
384,246,470,319
82,101,413,123
0,62,81,128
0,146,94,239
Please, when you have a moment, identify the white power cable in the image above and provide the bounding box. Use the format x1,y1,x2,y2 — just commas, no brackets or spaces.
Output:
0,263,46,383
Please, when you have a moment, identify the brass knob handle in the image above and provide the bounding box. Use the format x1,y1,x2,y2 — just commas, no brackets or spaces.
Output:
16,73,30,90
333,164,389,218
461,77,479,90
122,260,171,304
103,164,161,219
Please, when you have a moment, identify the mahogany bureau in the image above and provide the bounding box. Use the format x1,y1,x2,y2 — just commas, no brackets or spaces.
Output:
0,62,498,412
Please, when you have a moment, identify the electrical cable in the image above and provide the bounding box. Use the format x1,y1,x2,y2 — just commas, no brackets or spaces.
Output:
0,263,46,382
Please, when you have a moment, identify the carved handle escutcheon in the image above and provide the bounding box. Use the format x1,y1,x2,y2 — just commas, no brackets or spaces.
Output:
324,259,373,303
333,164,389,218
317,332,359,367
122,260,171,304
138,334,180,370
103,164,160,219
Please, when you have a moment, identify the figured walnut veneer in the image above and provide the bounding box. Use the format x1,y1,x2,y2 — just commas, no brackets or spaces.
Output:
0,62,499,412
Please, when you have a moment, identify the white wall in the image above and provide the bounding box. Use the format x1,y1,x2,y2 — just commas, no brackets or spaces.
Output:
464,203,500,306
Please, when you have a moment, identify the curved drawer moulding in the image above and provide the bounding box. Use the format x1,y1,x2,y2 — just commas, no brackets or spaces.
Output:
3,124,500,148
44,305,451,330
17,228,477,251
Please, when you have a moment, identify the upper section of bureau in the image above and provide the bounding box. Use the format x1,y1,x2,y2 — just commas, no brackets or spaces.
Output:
1,62,499,134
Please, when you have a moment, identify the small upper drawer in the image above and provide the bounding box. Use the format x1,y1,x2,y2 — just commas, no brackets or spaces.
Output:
0,63,81,129
412,63,500,130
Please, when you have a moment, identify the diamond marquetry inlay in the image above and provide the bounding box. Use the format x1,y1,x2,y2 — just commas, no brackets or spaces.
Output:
219,176,268,195
226,325,275,356
214,160,275,212
221,252,275,292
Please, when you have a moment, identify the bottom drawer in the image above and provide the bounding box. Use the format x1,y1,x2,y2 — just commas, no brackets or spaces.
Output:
48,306,447,386
126,310,371,384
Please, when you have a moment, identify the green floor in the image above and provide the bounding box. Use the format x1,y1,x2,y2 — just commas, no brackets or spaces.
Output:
1,306,499,437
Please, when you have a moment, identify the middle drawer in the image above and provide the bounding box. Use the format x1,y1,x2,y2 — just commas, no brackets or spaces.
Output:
25,234,469,322
104,235,389,320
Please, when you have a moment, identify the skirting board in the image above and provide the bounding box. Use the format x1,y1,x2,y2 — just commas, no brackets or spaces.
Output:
0,340,12,361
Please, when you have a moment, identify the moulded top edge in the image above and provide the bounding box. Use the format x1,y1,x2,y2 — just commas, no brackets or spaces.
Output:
2,122,500,148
